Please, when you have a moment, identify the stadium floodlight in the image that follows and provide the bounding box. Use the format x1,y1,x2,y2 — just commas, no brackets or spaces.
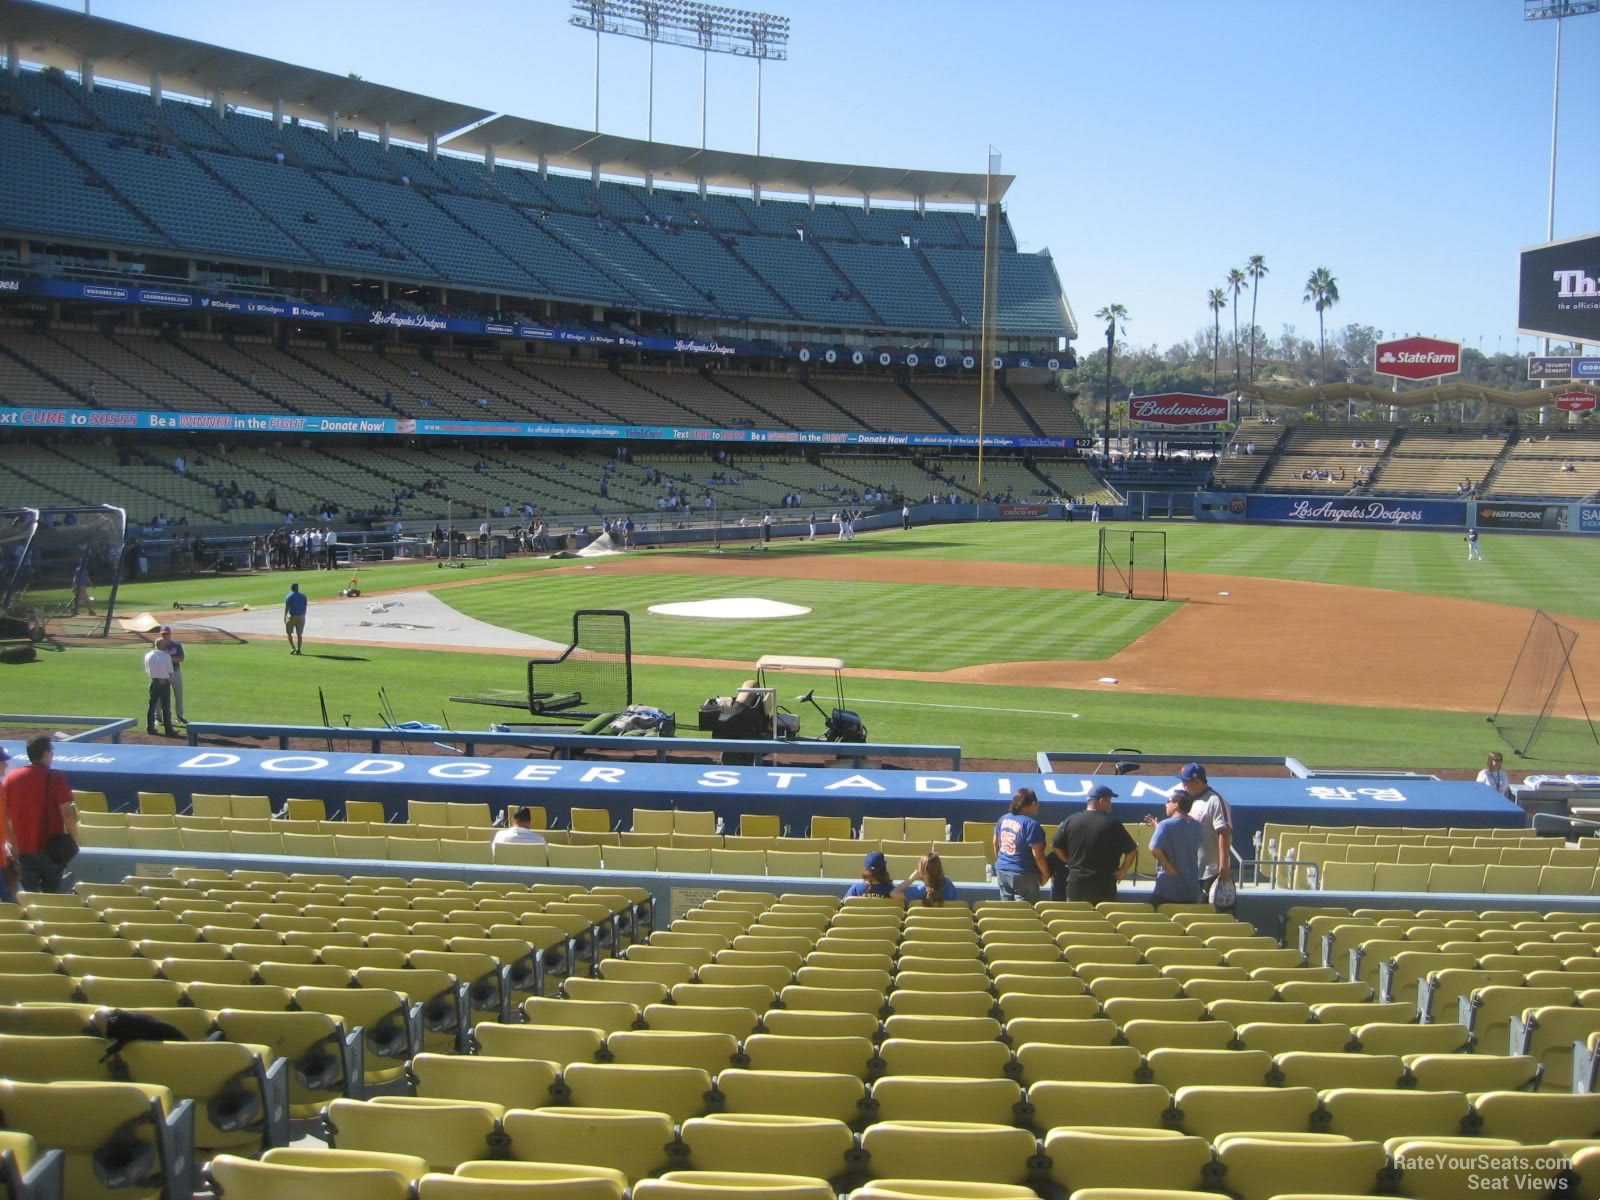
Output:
1524,0,1599,353
571,0,790,150
1524,1,1600,17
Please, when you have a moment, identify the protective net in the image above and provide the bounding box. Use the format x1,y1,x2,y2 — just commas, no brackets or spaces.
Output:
1096,527,1169,601
0,505,126,639
1491,609,1598,761
525,609,633,719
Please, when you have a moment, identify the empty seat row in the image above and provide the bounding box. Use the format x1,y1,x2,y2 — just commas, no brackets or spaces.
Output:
286,1089,1600,1190
198,1134,1600,1200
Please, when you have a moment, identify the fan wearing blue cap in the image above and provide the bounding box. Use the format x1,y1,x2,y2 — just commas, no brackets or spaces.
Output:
1053,784,1138,905
845,850,895,899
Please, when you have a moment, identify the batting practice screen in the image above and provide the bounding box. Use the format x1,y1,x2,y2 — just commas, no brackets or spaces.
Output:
526,608,634,719
1096,527,1169,602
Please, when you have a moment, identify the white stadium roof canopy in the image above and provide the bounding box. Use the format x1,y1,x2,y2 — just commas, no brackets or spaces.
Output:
0,0,1012,205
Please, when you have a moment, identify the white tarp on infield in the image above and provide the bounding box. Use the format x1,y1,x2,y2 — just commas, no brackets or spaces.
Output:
191,590,569,652
576,532,624,557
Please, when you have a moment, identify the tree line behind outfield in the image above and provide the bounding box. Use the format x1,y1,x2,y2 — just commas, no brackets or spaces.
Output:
1066,320,1589,423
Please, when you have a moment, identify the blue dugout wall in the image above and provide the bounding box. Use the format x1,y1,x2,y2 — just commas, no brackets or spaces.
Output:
24,741,1525,853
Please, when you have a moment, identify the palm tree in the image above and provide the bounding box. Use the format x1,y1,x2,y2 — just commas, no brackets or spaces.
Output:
1226,267,1247,390
1094,303,1127,456
1303,267,1340,383
1206,287,1227,392
1245,255,1268,384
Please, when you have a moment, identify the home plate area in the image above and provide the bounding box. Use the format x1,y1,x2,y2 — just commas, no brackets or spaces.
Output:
646,597,812,619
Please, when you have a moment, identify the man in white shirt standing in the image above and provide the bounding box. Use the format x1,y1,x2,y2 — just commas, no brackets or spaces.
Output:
492,806,546,861
1171,762,1233,911
143,637,176,737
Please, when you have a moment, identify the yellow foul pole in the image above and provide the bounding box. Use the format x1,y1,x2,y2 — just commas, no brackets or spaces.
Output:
976,148,1002,504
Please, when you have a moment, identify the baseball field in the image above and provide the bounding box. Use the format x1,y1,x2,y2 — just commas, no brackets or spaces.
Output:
18,520,1600,773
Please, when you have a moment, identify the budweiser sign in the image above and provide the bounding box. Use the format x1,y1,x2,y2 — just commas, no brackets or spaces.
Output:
1556,390,1598,413
1128,393,1229,426
1374,336,1461,381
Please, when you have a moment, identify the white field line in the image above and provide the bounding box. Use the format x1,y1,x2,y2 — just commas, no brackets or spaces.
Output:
847,698,1080,718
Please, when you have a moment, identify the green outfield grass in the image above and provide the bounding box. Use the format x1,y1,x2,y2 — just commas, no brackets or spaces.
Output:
17,520,1600,770
444,573,1168,669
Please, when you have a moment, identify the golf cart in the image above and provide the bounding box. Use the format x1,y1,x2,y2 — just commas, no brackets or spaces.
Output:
699,655,867,747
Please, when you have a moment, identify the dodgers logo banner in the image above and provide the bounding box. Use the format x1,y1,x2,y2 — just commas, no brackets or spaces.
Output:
1128,393,1229,425
1246,495,1467,527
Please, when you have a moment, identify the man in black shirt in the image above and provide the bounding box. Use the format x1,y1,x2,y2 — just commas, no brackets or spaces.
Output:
1053,784,1139,905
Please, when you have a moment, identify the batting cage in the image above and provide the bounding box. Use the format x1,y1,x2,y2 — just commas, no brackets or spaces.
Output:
1096,527,1169,601
1491,609,1598,760
525,609,634,720
0,505,126,639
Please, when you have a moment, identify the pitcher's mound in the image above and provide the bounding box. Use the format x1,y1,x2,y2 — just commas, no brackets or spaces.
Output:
648,597,811,619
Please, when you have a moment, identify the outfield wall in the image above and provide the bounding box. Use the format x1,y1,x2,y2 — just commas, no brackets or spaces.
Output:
25,740,1524,850
1196,492,1600,534
637,503,1074,548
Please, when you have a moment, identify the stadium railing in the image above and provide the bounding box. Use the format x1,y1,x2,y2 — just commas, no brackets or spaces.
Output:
0,714,140,743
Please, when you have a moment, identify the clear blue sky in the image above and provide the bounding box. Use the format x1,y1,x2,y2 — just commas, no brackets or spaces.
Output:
40,0,1600,356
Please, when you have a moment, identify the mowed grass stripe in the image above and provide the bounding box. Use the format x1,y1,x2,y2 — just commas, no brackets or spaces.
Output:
442,573,1173,670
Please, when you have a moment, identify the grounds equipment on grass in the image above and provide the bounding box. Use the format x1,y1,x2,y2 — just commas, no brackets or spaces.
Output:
700,655,866,748
524,609,633,720
449,609,634,724
759,655,865,743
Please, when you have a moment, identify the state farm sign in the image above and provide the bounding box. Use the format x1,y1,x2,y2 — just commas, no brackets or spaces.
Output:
1128,393,1229,426
1557,390,1598,413
1374,336,1461,381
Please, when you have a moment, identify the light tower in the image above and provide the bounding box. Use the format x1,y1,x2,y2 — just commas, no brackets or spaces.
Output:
570,0,790,151
1524,1,1599,355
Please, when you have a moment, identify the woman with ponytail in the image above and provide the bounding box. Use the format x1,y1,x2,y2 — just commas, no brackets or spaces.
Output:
993,787,1051,901
894,852,957,906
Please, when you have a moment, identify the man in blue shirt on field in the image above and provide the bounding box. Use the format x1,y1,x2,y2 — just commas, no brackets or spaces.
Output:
1147,790,1204,908
283,582,309,655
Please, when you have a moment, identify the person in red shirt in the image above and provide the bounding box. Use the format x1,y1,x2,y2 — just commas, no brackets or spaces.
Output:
6,736,77,893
